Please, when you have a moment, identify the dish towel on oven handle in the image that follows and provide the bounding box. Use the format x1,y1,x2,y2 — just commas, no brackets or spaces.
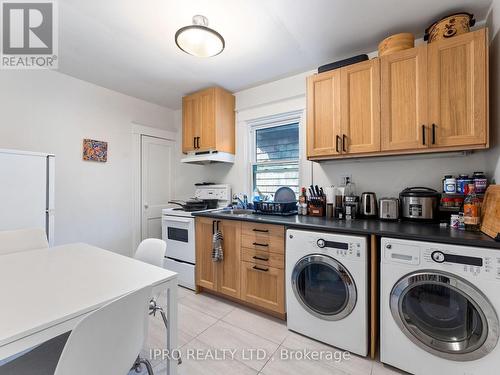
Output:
212,229,223,262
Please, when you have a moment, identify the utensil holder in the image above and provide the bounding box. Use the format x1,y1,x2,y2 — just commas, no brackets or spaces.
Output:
308,197,326,217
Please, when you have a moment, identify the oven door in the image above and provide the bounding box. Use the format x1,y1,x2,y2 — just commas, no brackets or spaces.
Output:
161,215,195,264
291,254,357,321
390,270,499,361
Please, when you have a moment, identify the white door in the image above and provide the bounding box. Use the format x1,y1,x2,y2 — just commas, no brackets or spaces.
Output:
141,136,174,240
0,151,47,232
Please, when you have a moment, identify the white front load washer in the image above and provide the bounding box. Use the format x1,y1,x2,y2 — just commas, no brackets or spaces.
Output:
381,237,500,375
286,229,368,356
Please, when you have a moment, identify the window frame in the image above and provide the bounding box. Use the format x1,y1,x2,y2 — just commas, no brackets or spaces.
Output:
248,111,302,197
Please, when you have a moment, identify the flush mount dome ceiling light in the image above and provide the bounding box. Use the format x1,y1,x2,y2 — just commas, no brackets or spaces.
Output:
175,15,225,57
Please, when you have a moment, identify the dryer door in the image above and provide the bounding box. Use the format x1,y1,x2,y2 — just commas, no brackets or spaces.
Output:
390,270,499,361
291,254,357,321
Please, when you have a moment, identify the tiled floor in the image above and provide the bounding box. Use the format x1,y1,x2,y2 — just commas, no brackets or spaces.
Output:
133,286,408,375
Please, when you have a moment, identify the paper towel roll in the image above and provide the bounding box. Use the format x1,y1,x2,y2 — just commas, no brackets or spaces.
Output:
325,186,335,204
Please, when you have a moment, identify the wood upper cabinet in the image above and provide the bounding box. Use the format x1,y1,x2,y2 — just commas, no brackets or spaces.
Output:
217,220,241,299
195,217,217,291
428,28,487,148
307,28,488,159
182,87,235,154
341,59,381,154
306,69,341,157
182,95,199,152
381,46,428,151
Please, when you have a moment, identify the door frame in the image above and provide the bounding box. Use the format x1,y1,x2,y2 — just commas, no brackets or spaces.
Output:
132,123,176,255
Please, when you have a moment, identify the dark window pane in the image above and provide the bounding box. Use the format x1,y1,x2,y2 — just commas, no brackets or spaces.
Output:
253,123,299,197
256,123,299,162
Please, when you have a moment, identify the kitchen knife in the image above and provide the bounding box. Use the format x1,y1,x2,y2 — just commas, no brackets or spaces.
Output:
310,185,315,197
315,185,321,196
309,187,314,197
319,187,324,197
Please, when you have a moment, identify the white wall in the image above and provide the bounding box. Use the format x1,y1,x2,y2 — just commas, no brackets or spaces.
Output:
488,0,500,182
0,70,175,255
176,18,500,199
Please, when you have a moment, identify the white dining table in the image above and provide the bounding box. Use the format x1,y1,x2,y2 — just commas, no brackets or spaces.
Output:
0,243,178,375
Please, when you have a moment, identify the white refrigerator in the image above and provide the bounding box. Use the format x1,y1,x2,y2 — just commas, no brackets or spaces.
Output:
0,149,55,245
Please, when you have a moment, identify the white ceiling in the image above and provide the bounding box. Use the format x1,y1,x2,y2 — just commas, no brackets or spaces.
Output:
59,0,492,109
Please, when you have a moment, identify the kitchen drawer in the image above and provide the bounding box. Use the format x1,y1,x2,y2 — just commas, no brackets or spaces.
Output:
241,222,284,239
240,261,285,314
241,248,284,269
241,234,284,254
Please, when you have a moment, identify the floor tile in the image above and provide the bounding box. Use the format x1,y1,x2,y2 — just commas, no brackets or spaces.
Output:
222,306,288,344
371,361,410,375
260,345,350,375
180,292,236,319
177,303,218,337
196,320,279,372
151,339,257,375
281,331,373,375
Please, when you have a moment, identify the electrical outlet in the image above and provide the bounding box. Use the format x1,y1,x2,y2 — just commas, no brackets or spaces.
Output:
339,174,352,186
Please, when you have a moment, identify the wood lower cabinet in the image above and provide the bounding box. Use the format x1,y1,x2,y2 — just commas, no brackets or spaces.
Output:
381,46,428,151
195,218,286,317
428,28,487,148
195,217,217,290
240,262,285,314
217,220,241,298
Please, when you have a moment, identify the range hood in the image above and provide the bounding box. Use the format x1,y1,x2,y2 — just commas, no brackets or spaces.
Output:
181,150,235,165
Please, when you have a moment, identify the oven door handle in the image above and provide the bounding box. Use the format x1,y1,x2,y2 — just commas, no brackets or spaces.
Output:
162,216,193,224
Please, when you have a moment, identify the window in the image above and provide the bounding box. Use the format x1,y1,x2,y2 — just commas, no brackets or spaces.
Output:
251,122,300,198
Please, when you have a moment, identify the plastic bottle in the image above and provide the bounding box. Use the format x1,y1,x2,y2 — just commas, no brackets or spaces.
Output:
463,184,481,232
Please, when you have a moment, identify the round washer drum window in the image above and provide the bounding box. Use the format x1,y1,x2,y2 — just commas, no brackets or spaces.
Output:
390,271,500,361
291,254,357,321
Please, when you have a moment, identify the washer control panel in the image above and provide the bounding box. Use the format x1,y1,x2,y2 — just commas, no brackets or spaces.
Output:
382,237,500,281
287,230,367,261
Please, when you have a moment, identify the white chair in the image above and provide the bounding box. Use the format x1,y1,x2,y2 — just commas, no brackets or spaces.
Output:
0,228,49,255
0,286,154,375
55,285,154,375
134,239,169,331
135,239,167,268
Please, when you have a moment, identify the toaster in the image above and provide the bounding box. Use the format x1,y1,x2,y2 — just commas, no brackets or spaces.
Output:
379,198,399,220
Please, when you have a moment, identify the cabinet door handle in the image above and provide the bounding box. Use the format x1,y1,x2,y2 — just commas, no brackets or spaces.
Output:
196,137,200,148
432,124,436,145
336,135,341,153
253,265,269,272
253,242,269,247
253,255,269,261
193,137,196,149
212,220,216,234
342,134,347,152
252,228,269,233
422,125,426,145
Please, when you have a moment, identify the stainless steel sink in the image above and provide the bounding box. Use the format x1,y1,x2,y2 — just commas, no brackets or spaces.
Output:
216,209,255,215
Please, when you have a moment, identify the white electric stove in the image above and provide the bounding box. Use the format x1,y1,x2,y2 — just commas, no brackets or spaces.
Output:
161,184,231,289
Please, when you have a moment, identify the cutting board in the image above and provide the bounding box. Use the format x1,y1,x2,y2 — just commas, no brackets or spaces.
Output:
481,185,500,241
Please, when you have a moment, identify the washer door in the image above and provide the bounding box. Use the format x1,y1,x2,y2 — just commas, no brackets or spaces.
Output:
291,254,357,321
391,271,500,361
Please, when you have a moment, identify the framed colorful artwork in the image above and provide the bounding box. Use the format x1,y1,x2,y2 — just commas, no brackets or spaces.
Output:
83,139,108,162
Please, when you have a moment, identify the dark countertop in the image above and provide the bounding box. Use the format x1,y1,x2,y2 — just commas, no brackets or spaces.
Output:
192,211,500,250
